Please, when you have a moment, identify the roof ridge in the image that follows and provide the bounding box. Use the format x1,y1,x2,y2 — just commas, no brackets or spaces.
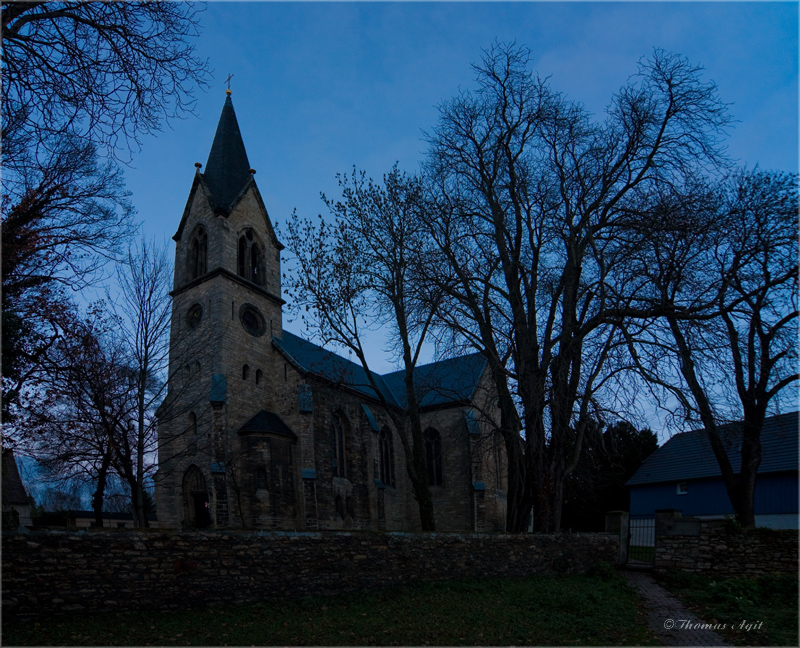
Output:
381,350,486,379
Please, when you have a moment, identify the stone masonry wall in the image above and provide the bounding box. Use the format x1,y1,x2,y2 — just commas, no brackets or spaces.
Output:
2,529,617,619
654,515,798,577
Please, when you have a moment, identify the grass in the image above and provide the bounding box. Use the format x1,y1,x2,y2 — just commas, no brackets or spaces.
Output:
3,566,657,646
658,571,799,647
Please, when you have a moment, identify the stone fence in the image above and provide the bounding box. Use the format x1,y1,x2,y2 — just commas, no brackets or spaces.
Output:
653,509,798,577
605,509,798,577
2,529,618,619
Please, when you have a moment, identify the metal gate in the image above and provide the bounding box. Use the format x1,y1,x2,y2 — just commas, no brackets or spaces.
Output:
628,515,655,565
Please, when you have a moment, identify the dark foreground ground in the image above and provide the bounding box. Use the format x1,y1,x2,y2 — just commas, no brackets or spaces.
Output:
3,567,796,646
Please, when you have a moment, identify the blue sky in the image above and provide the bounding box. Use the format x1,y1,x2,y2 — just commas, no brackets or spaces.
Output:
121,1,798,373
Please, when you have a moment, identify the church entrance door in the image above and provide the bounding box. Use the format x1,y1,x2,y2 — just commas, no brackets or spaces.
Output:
192,491,211,528
183,465,212,528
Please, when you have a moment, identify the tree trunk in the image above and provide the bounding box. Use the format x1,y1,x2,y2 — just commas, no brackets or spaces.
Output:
408,422,436,531
503,435,532,532
91,452,112,528
735,409,764,528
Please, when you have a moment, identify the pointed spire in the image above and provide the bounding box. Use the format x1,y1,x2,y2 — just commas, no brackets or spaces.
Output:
203,93,252,213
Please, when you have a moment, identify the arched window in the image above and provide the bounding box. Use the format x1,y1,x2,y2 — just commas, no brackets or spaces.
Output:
189,227,207,280
187,412,197,436
331,412,347,478
242,364,250,380
238,235,247,277
251,241,261,284
237,229,264,286
255,468,268,491
379,427,395,487
424,428,443,487
255,369,263,385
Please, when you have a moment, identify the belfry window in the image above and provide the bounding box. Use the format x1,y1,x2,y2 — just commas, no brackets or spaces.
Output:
237,229,264,285
189,227,207,280
424,428,443,487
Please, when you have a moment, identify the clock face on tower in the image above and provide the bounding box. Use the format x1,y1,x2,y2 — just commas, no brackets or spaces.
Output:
186,304,203,328
239,303,266,337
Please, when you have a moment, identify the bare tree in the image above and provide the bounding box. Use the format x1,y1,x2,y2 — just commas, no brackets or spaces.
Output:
283,166,442,530
19,308,135,527
1,137,136,422
1,1,209,173
625,169,798,527
424,43,730,531
109,237,173,528
2,0,208,423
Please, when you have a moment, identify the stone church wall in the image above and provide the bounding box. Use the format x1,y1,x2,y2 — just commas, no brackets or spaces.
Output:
2,529,619,620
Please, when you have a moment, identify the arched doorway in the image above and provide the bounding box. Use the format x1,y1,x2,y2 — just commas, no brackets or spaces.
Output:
182,465,211,528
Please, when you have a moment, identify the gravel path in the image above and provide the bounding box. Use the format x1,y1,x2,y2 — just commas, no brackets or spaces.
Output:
623,571,732,646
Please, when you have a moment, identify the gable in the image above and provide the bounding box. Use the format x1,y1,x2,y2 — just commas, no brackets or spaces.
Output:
627,412,799,486
172,173,216,242
225,181,283,252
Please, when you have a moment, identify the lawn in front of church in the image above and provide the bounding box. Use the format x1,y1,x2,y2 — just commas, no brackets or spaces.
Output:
4,566,658,646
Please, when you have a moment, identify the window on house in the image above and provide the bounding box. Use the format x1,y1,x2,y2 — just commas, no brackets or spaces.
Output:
677,482,688,495
242,364,250,380
379,427,395,487
189,227,207,280
424,428,443,487
255,468,268,491
237,229,264,286
331,412,347,478
255,369,263,385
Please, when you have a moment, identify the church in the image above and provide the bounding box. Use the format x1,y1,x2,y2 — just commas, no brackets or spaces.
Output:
154,92,507,532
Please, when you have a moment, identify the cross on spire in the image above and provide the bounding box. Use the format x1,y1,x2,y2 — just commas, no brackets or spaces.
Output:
225,73,234,95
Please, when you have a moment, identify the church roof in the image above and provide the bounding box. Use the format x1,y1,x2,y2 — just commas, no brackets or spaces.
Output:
237,410,298,441
272,331,487,409
202,93,253,213
273,332,399,406
383,353,488,408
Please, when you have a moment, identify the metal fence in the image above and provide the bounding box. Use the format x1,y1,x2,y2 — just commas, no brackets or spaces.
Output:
628,515,655,564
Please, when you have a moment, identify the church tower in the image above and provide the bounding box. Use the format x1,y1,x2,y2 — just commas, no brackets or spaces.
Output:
155,91,296,529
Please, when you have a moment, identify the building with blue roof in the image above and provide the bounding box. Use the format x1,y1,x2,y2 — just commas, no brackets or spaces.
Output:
626,412,798,529
155,93,507,533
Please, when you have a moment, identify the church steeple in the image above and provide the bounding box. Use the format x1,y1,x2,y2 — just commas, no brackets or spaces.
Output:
202,92,252,213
